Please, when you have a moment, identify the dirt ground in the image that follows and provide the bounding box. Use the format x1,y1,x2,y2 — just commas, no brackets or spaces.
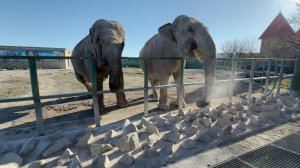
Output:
0,68,264,141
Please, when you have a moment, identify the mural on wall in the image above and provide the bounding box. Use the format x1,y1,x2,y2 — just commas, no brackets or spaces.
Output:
0,49,65,61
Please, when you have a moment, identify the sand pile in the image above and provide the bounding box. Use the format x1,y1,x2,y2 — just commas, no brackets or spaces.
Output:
1,93,300,168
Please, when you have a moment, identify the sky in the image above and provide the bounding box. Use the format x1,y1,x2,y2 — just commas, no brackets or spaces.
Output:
0,0,299,57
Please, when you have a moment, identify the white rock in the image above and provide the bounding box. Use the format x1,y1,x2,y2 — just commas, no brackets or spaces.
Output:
165,143,180,154
191,118,201,127
258,112,270,124
200,117,212,128
0,152,23,168
19,138,37,155
69,155,82,168
104,130,118,141
181,139,197,150
146,121,159,134
91,144,113,157
116,132,140,153
221,113,234,120
216,103,226,111
237,120,247,131
290,103,300,112
195,131,213,143
122,119,131,129
144,148,159,158
249,114,259,126
184,110,197,122
42,137,71,158
163,131,181,143
206,123,221,139
173,124,183,133
219,125,232,138
277,99,284,107
216,118,232,129
147,133,161,147
178,108,185,116
188,125,199,135
26,160,45,168
0,141,9,155
57,148,74,165
124,123,139,134
119,153,135,167
208,109,218,121
236,111,244,120
156,117,167,128
240,99,250,106
138,117,148,129
93,155,110,168
260,104,277,112
76,132,94,147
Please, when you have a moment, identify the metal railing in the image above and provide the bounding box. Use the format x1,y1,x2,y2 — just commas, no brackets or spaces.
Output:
0,56,298,135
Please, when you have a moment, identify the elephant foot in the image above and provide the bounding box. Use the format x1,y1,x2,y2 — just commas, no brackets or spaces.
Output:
152,94,159,102
117,99,128,108
170,99,186,108
91,105,106,114
196,100,210,108
158,103,169,110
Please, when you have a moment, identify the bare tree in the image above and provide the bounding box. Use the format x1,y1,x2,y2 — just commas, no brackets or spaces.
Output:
289,3,300,29
220,38,257,58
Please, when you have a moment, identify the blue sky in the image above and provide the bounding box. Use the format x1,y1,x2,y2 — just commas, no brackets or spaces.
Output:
0,0,298,56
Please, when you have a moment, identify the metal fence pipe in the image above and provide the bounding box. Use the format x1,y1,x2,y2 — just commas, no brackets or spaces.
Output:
264,60,271,94
277,60,284,95
290,60,298,93
144,59,149,117
178,59,184,109
229,59,235,102
0,96,33,103
40,92,91,100
28,59,44,136
89,60,100,127
248,60,255,100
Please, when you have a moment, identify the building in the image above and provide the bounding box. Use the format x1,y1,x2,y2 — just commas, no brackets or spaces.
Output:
0,46,72,69
259,12,300,59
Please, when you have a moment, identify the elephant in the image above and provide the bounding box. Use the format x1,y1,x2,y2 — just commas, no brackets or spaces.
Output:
139,15,216,110
71,19,128,112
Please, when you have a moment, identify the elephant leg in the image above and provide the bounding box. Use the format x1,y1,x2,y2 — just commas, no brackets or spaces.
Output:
116,74,128,108
158,78,169,110
150,79,159,102
97,81,105,112
75,72,91,91
171,73,186,107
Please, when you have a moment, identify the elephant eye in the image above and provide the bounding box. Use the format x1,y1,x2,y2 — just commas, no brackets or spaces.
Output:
96,37,100,43
188,27,194,32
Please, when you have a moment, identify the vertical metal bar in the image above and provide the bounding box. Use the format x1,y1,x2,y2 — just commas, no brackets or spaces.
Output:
264,60,271,94
277,60,284,95
144,59,149,117
272,61,279,89
178,59,184,109
89,59,100,127
290,60,298,93
229,59,235,102
28,59,44,136
248,60,255,100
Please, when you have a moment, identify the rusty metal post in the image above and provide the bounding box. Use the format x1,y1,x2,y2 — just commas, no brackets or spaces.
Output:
264,60,271,94
277,60,284,95
89,59,100,127
178,59,184,109
248,60,255,100
144,59,149,117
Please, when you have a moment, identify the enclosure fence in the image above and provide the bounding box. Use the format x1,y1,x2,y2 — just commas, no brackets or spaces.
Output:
0,56,298,135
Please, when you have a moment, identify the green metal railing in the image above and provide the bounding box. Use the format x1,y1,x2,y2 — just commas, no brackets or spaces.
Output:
0,56,298,135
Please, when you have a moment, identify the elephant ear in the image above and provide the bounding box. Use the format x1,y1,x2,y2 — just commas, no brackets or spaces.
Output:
158,23,176,42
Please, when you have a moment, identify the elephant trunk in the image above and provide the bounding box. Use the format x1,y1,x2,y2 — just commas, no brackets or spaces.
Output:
106,53,123,92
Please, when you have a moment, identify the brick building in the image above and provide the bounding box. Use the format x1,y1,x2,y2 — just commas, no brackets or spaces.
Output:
259,12,300,59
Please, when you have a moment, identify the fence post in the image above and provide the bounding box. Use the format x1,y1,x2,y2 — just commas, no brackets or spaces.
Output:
89,59,100,127
290,60,299,92
264,60,271,94
248,60,255,100
28,58,44,136
277,60,284,95
229,59,235,102
178,59,184,109
144,59,149,117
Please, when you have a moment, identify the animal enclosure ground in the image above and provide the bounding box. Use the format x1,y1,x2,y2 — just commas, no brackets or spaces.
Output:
0,68,264,141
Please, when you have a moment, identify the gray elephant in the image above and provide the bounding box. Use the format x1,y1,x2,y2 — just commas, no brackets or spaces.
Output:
140,15,216,110
71,19,128,112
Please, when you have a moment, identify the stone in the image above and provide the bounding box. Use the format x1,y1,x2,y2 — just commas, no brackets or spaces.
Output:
144,148,159,158
206,123,221,139
251,104,262,112
116,132,140,153
260,104,277,112
184,110,197,122
156,117,167,128
76,132,94,147
91,144,113,157
0,152,23,168
277,99,284,107
240,99,250,106
122,119,131,129
188,125,199,135
27,160,45,168
178,108,185,116
163,131,181,143
234,102,244,111
195,131,213,143
290,103,300,112
93,155,110,168
216,103,226,111
173,124,183,133
219,125,232,138
227,109,237,115
216,118,232,129
119,153,135,167
19,138,37,155
249,114,259,126
237,120,247,131
258,112,270,124
181,139,197,150
221,113,234,120
236,111,244,120
104,130,118,141
147,133,161,147
138,117,148,129
165,143,180,154
200,117,212,128
124,123,139,134
191,118,201,127
208,109,218,121
146,121,159,134
69,155,82,168
0,141,9,155
42,137,71,158
57,148,74,165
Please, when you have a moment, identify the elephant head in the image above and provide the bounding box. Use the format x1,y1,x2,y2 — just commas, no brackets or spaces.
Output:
89,20,125,92
158,15,216,106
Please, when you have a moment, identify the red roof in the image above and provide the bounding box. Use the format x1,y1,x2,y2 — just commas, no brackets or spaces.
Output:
296,29,300,36
259,12,295,39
